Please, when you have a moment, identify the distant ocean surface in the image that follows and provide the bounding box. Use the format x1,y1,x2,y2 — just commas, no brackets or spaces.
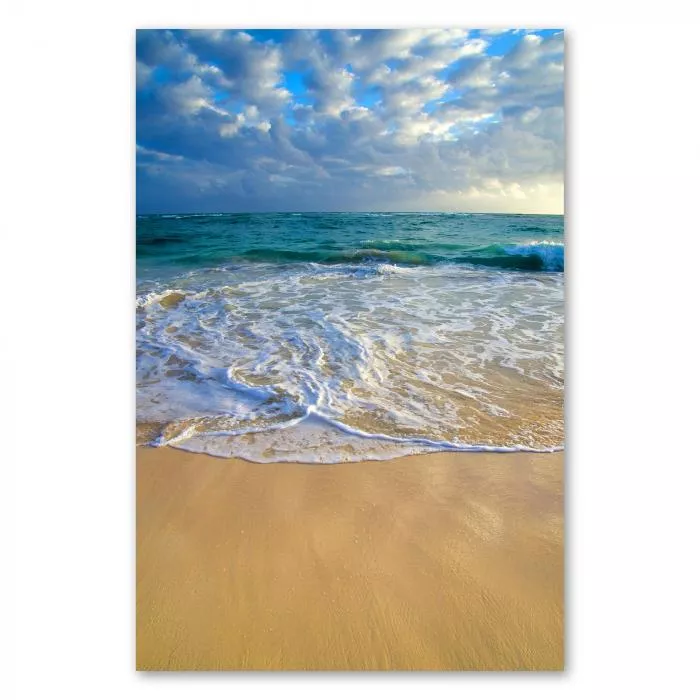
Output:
136,212,564,462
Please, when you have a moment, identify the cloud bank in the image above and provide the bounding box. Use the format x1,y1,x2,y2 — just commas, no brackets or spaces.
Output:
136,29,564,214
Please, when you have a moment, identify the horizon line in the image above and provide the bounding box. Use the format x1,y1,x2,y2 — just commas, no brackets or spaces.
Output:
136,210,564,217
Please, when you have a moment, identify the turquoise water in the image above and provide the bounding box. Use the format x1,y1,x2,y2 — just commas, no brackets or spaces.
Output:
137,212,563,273
136,213,564,462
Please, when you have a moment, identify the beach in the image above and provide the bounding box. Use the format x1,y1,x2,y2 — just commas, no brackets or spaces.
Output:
136,446,564,671
136,212,564,670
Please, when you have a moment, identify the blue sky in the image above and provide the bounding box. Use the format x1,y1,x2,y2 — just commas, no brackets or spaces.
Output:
136,29,564,213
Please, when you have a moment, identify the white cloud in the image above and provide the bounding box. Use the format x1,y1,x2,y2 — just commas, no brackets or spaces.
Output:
183,30,291,112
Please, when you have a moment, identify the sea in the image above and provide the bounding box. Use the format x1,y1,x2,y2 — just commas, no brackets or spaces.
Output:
136,212,564,462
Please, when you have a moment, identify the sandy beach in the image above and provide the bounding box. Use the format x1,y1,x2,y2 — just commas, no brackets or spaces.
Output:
136,446,564,671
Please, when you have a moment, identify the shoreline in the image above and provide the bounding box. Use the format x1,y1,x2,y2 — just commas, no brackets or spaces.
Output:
136,417,563,464
137,440,565,464
136,446,564,671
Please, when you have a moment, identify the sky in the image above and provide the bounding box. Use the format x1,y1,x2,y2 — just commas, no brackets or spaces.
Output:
136,29,564,214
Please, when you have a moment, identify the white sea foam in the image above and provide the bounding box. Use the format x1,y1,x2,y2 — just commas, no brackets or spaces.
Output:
136,260,564,461
160,412,562,463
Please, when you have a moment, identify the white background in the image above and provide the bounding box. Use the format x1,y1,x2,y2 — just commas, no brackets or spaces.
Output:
4,1,700,697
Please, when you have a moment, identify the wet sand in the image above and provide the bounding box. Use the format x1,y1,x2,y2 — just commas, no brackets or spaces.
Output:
136,447,564,671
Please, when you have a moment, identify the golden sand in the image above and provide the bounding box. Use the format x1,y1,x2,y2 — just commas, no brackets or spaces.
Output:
136,447,564,671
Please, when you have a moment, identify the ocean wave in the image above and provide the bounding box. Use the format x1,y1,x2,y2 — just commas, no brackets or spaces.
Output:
233,241,563,271
457,241,564,272
503,241,564,271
